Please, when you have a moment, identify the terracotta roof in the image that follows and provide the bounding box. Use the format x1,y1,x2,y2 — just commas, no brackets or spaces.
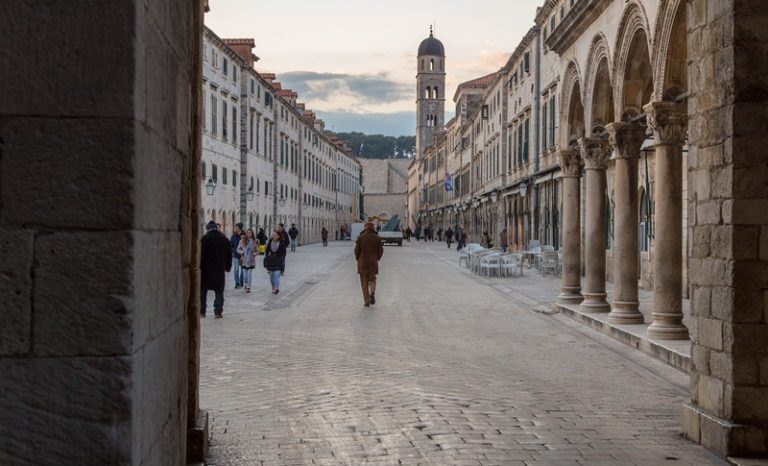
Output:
457,72,500,90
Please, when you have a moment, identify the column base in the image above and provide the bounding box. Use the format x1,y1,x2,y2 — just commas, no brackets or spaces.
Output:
579,292,610,312
607,300,643,324
558,286,583,305
683,402,768,457
647,318,689,340
186,409,209,463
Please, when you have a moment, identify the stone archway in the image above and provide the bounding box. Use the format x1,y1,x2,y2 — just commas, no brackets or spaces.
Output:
654,0,688,100
561,61,585,147
613,1,654,120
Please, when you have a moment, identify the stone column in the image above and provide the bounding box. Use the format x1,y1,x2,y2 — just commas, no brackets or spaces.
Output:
644,101,689,339
606,122,645,324
578,138,612,312
557,148,583,305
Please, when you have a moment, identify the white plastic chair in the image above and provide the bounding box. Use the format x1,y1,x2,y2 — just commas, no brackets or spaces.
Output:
479,253,502,277
539,251,559,276
500,253,523,277
459,243,483,268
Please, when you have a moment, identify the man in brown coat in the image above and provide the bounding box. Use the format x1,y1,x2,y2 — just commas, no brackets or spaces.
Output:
355,222,384,307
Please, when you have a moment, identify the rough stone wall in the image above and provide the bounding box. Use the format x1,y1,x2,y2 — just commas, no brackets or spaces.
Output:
364,194,407,225
0,1,200,464
684,0,768,457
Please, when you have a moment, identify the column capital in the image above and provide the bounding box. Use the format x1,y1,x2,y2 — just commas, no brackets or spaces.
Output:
578,137,612,170
606,122,645,160
643,101,687,146
557,148,583,178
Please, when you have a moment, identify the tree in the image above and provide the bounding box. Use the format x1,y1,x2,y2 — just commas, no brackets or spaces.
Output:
335,132,415,159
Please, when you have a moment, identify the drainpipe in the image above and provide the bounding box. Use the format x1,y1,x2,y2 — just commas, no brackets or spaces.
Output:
533,26,542,173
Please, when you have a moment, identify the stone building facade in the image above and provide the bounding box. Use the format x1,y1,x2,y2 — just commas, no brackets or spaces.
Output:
360,158,409,224
202,27,363,243
411,0,768,459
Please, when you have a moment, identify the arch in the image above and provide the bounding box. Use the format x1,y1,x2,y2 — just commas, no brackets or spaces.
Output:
560,61,585,147
430,59,435,70
653,0,687,99
583,33,615,133
613,0,654,119
434,86,439,99
425,86,431,99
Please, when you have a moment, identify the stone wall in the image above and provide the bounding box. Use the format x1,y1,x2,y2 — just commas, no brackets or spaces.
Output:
683,0,768,457
0,1,201,463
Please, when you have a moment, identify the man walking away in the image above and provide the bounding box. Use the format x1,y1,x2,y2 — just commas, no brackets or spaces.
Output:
355,222,383,307
437,227,443,242
201,221,232,318
456,227,466,251
445,227,454,248
321,226,329,246
288,223,299,252
230,223,243,288
405,226,412,242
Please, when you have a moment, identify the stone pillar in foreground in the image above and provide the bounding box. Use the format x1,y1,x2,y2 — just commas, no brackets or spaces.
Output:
557,148,583,305
683,0,768,457
644,101,689,340
578,138,611,312
606,122,645,324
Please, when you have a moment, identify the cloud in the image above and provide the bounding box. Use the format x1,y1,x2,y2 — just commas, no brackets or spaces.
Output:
277,71,411,106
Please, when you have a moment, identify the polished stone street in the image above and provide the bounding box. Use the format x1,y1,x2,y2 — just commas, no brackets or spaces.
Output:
200,241,724,465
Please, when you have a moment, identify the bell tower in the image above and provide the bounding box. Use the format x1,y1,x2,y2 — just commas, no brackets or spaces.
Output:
416,26,445,160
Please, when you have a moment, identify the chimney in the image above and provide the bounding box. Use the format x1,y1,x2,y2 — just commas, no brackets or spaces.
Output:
223,38,257,67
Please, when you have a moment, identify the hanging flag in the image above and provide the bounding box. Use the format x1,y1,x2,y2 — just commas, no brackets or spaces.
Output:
444,174,453,192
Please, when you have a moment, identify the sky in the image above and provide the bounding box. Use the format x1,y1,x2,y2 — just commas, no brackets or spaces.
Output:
205,0,543,136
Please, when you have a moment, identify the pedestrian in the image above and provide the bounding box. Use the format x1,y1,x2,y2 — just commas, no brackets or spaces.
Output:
200,220,232,318
405,226,412,242
482,231,493,249
277,223,291,248
415,225,422,241
445,227,454,248
456,227,466,251
256,227,268,246
437,227,443,242
237,229,258,292
321,226,329,246
230,222,244,289
288,223,299,252
500,228,509,252
355,222,383,307
263,230,287,294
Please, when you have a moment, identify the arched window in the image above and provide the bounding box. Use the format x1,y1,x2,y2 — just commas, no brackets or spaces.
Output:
421,59,424,70
430,59,434,70
425,86,431,99
434,86,439,99
639,188,649,252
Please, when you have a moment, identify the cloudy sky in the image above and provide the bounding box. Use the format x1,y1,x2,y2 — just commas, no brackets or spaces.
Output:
205,0,543,136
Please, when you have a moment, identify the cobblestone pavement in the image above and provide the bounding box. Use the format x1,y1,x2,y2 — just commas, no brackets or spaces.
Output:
201,240,724,465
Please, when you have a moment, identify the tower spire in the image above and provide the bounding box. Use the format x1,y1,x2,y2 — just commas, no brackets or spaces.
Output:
429,25,433,37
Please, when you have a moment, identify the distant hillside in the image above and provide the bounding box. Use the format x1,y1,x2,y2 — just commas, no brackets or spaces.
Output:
336,132,415,159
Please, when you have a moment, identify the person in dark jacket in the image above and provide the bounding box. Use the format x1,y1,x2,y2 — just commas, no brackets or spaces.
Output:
288,223,299,252
201,221,232,318
321,226,329,246
263,230,288,294
230,223,244,288
355,222,384,307
256,228,268,247
277,223,291,248
445,227,454,248
436,227,443,242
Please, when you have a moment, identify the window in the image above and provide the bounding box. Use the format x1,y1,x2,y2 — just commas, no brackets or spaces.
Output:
201,161,206,179
249,112,254,150
212,48,218,67
233,65,238,82
222,167,228,185
202,89,206,131
250,79,255,94
210,93,217,135
430,59,434,70
223,57,229,77
212,164,218,183
264,180,269,195
550,16,555,32
232,106,237,144
524,52,530,74
542,99,548,149
222,101,228,141
523,117,530,162
233,170,237,187
549,96,556,146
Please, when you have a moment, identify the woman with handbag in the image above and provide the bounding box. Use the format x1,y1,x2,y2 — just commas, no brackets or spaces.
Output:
237,229,258,292
263,230,287,294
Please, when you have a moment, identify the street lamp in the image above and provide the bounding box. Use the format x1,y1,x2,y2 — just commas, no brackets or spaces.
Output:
520,181,529,198
205,178,216,196
246,188,255,201
279,196,286,207
490,190,498,203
